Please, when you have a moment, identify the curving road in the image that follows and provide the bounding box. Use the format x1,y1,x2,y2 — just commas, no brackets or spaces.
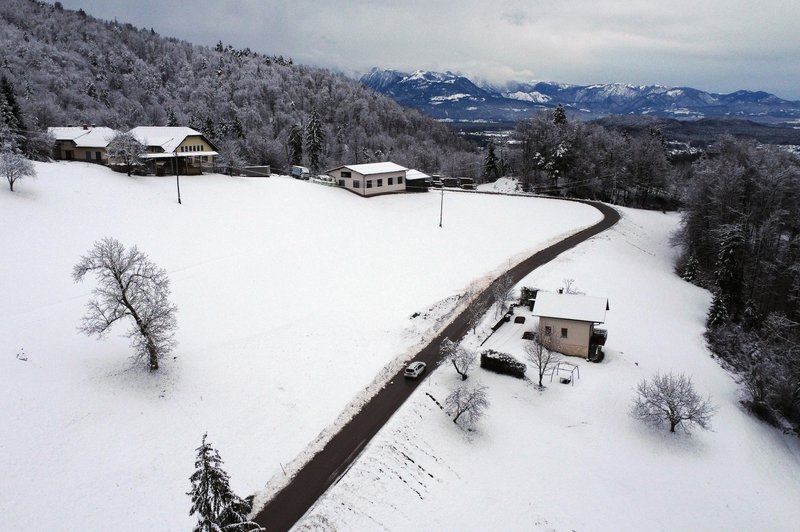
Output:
253,198,620,531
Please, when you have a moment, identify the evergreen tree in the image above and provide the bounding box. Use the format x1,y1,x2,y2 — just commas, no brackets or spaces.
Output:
287,124,303,166
706,291,728,328
166,107,178,127
681,254,700,283
188,433,263,532
553,104,567,126
714,223,745,310
0,76,26,153
304,109,324,173
483,140,499,181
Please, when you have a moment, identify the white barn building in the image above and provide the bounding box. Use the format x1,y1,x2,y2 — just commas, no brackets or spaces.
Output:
327,162,407,196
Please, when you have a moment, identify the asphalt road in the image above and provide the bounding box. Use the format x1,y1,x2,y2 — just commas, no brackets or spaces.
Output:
253,199,620,531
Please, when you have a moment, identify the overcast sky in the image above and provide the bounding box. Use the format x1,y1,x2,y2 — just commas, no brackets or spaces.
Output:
56,0,800,99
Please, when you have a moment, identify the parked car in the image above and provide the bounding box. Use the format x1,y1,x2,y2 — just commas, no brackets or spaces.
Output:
404,361,427,378
442,177,460,188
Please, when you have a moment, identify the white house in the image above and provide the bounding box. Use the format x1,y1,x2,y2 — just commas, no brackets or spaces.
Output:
48,126,115,163
327,162,407,196
531,291,609,358
129,126,218,175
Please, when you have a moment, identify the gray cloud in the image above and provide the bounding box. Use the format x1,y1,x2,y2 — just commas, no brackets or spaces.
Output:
55,0,800,99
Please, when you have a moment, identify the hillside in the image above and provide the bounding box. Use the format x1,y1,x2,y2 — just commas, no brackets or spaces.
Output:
0,0,477,172
299,205,800,531
0,163,601,530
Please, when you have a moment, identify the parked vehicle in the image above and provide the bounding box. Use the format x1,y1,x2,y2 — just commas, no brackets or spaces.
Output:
442,177,460,188
290,165,311,180
404,361,427,378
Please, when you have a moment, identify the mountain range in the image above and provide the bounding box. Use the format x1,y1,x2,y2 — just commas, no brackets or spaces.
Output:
360,68,800,125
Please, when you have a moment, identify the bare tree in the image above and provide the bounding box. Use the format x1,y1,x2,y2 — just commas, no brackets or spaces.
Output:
440,337,475,380
492,272,515,318
445,384,489,429
466,303,487,335
523,336,563,387
107,131,145,176
73,237,178,371
630,372,716,433
0,147,35,191
561,278,584,295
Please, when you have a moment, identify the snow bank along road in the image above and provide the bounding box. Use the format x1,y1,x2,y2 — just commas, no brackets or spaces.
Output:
253,199,620,531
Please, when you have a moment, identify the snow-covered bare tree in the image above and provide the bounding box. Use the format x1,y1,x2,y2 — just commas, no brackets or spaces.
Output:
107,131,145,176
445,384,489,429
630,372,716,433
523,336,563,388
0,147,35,192
72,237,177,371
440,337,475,380
188,433,264,532
492,273,515,318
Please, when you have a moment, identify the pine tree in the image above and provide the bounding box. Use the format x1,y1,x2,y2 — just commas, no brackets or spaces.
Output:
304,109,325,173
0,77,26,153
483,140,499,181
553,104,567,126
681,254,700,283
166,107,178,127
188,433,263,532
706,291,728,328
287,124,303,166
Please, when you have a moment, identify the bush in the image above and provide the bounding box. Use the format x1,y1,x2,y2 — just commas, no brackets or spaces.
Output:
480,349,526,378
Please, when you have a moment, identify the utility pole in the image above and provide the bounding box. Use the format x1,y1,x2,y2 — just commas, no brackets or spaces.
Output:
439,186,444,228
174,151,182,205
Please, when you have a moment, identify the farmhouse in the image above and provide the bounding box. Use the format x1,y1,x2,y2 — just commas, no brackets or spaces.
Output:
129,126,218,175
48,126,115,163
327,162,407,196
532,291,609,358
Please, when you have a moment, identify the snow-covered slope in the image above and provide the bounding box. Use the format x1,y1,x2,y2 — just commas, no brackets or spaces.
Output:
0,162,600,531
298,208,800,531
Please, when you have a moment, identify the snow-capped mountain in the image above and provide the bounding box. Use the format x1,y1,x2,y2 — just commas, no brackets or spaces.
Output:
360,68,800,124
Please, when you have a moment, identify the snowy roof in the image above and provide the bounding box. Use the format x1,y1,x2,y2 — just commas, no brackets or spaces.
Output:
337,162,408,175
128,127,210,153
532,291,608,323
47,126,115,148
405,169,430,181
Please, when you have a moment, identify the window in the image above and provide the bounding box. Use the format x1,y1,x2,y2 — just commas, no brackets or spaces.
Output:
544,326,552,336
377,179,383,187
338,179,345,186
341,171,351,178
354,180,361,188
388,177,394,185
398,176,404,184
95,151,102,161
561,328,568,338
85,151,91,160
366,180,373,188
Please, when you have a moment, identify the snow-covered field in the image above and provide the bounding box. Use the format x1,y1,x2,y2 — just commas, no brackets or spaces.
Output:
298,208,800,531
0,162,601,531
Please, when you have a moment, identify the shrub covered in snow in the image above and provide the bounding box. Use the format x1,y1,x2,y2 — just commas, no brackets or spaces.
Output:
480,349,526,378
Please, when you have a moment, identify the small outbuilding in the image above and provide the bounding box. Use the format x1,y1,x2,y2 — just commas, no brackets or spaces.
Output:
405,169,430,192
327,162,407,196
531,291,609,358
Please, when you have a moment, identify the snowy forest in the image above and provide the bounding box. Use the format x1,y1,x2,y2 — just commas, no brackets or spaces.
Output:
0,0,479,173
